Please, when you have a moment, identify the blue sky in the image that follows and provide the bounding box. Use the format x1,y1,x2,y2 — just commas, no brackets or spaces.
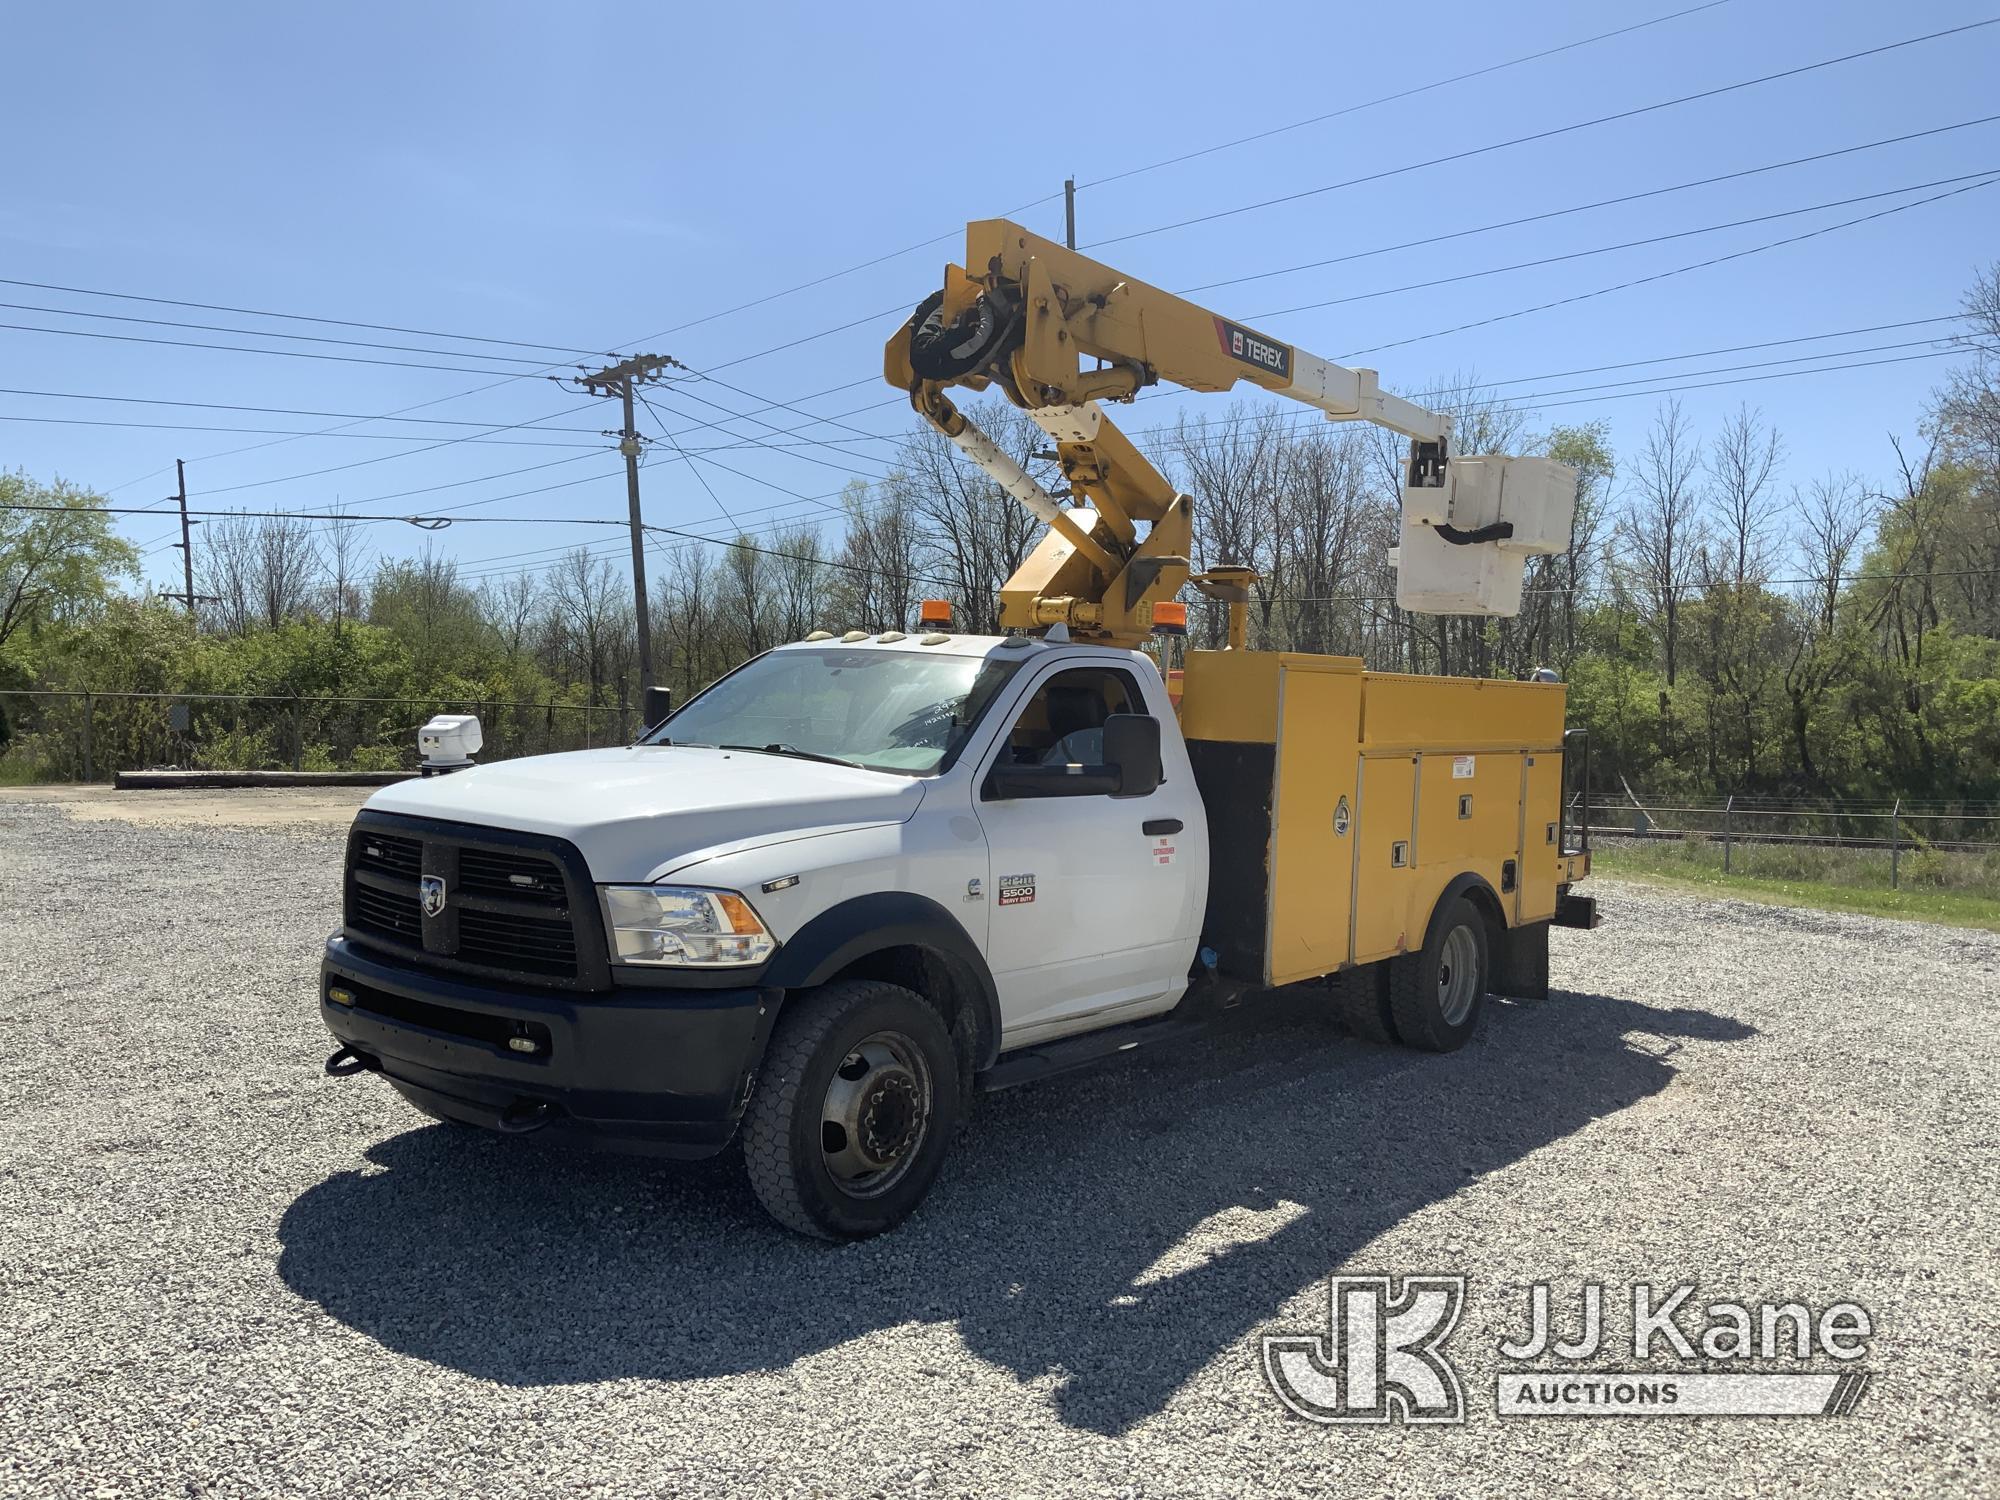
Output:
2,0,1996,595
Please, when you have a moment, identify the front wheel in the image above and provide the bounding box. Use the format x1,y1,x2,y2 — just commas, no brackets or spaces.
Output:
1385,894,1490,1052
741,980,961,1240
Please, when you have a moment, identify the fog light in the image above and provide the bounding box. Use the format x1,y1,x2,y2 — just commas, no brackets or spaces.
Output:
507,1036,540,1055
327,986,356,1007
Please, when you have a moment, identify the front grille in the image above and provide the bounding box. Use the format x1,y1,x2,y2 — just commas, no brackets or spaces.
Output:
459,907,578,977
342,815,601,988
458,846,564,904
354,831,421,879
351,882,422,940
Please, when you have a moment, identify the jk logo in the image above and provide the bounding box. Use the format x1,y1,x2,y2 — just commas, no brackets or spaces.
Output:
1262,1275,1467,1424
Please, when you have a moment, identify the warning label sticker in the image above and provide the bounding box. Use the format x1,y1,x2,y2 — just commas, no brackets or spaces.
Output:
1153,838,1176,866
998,873,1036,906
1452,755,1476,779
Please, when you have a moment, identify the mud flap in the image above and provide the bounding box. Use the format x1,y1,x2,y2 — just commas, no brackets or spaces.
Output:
1491,919,1551,1001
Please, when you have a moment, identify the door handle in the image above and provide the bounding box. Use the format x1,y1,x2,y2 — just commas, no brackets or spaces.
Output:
1143,818,1183,836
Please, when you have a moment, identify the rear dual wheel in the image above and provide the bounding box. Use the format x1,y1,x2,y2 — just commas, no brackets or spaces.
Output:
1332,895,1490,1053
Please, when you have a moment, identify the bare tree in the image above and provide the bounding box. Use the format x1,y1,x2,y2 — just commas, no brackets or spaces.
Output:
1624,399,1706,686
832,479,920,631
255,514,323,628
479,569,544,660
546,547,630,707
322,514,369,631
719,536,773,658
196,514,260,636
771,524,825,642
1781,472,1873,785
1704,404,1784,585
1172,403,1285,646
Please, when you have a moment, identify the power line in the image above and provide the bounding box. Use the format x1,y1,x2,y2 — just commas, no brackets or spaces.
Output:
0,413,605,446
0,298,588,367
618,0,1737,351
1248,170,2000,322
0,319,570,378
1087,17,2000,249
1174,113,2000,297
0,386,606,431
187,402,605,496
1078,1,1738,193
0,276,614,358
1341,173,1999,359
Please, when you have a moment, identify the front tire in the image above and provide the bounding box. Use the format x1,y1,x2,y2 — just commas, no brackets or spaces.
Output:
741,980,960,1240
1385,894,1490,1053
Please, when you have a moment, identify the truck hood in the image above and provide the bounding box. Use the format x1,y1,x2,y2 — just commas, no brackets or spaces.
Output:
363,746,926,883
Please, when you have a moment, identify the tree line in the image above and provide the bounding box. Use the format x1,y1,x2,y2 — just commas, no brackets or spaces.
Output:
3,266,1996,799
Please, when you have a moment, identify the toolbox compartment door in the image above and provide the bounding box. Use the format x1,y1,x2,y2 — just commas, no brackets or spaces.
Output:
1351,753,1420,964
1268,667,1362,986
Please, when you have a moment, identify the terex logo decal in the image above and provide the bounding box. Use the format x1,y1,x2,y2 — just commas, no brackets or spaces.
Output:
1215,316,1292,380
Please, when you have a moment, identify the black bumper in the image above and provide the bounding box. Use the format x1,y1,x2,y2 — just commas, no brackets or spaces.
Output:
320,936,779,1157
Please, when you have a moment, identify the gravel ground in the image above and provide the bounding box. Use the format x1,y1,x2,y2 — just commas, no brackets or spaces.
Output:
1,790,1995,1498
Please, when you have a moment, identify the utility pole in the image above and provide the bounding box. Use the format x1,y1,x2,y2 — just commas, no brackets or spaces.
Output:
1064,177,1077,249
570,353,683,694
160,459,217,612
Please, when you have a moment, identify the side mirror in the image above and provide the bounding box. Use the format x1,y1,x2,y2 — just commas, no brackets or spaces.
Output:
982,713,1164,801
1102,713,1162,797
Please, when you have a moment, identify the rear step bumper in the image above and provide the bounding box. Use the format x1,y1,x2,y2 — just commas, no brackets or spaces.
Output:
1554,891,1603,929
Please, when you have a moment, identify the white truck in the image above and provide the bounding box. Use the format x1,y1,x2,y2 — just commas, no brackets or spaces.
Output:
318,220,1597,1238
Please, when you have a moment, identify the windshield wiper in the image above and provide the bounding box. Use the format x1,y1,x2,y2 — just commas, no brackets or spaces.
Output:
719,743,866,770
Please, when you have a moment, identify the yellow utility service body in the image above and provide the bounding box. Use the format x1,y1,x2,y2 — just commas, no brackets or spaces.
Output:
1175,651,1589,991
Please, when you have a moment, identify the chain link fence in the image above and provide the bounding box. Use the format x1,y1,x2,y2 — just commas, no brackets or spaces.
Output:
0,690,642,783
1574,793,2000,891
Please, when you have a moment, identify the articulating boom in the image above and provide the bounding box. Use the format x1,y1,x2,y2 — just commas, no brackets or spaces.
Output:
885,219,1576,644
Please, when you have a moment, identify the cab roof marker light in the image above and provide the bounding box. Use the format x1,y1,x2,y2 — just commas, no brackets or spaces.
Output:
841,629,869,642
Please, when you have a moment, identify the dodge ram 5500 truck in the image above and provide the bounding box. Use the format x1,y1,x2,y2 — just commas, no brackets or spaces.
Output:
321,631,1595,1239
320,217,1597,1237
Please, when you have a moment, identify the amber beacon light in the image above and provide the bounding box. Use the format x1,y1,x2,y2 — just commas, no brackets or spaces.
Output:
1151,601,1188,636
918,599,953,627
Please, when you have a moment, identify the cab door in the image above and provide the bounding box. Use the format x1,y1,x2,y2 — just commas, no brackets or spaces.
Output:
973,660,1204,1047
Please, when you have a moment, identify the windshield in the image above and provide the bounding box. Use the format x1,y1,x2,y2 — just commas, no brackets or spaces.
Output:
645,648,1023,776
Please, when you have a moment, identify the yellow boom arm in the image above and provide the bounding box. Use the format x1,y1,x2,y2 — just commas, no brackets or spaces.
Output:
886,219,1567,642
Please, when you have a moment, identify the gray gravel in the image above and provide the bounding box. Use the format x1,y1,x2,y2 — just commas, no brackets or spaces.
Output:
2,792,1995,1498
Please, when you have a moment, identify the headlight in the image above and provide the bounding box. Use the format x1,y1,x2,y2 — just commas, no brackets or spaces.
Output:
599,885,777,968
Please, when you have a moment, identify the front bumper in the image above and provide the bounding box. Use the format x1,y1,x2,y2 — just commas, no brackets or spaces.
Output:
320,936,779,1157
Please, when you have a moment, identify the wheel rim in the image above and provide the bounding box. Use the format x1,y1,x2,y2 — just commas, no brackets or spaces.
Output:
819,1030,932,1199
1437,924,1480,1027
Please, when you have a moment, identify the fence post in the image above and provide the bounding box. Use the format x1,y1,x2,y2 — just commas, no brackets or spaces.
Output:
1724,793,1734,873
81,691,94,783
292,700,304,772
1890,798,1901,890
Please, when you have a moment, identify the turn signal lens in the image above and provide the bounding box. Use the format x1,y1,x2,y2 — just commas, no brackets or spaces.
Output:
1152,601,1188,636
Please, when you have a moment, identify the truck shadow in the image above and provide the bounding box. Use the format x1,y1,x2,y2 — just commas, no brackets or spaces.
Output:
276,988,1751,1435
